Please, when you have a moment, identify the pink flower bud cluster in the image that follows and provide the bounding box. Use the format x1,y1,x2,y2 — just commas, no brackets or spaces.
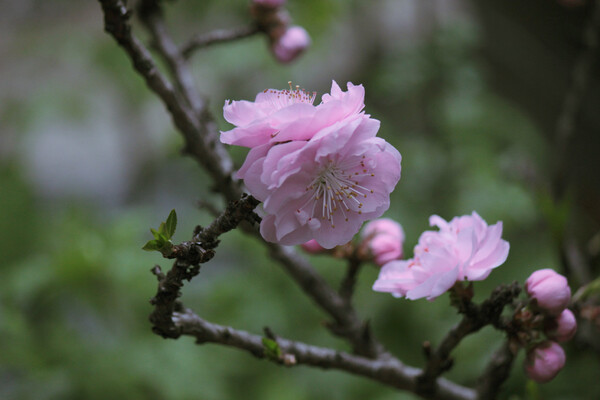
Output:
372,212,509,300
221,81,402,248
250,0,310,63
522,269,576,383
361,218,404,266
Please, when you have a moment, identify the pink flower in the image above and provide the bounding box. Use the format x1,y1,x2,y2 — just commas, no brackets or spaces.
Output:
301,239,326,254
373,212,509,300
240,116,401,248
546,309,577,342
362,218,405,266
221,81,365,148
524,342,566,383
271,26,310,63
526,269,571,316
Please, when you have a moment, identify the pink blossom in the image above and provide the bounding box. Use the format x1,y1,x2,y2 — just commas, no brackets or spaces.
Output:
526,269,571,316
221,81,365,148
373,212,509,300
361,218,405,266
301,239,326,254
524,342,566,383
240,115,401,248
546,309,577,342
271,26,310,63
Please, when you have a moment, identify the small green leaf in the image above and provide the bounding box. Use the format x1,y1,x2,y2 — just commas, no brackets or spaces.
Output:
262,337,281,360
165,209,177,239
142,240,161,251
158,222,167,235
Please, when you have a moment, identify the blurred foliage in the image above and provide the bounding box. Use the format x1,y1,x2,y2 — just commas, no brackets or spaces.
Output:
1,0,598,399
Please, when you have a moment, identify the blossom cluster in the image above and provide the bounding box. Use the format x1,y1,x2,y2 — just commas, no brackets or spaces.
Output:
372,212,509,300
523,269,576,383
221,81,402,248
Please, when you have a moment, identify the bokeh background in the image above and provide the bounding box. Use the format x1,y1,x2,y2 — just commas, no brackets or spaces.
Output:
1,0,599,399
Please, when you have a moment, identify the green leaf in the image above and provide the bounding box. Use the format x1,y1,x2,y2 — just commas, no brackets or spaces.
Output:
262,337,281,360
164,209,177,239
142,240,161,251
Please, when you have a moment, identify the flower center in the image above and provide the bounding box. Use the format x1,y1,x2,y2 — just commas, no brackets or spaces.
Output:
262,81,317,111
296,156,375,228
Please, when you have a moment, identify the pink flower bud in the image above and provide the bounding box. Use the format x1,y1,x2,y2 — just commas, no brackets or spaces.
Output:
253,0,286,7
361,218,404,267
271,26,310,63
524,342,566,383
362,218,405,240
369,234,403,266
301,239,326,254
546,309,577,342
525,269,571,316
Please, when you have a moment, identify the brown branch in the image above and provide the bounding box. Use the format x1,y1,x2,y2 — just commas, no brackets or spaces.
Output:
181,26,261,59
172,308,476,400
475,341,517,400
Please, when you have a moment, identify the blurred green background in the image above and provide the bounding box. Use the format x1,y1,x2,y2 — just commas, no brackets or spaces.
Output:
1,0,598,399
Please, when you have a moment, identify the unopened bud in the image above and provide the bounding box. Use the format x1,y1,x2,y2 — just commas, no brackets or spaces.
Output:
546,309,577,342
361,218,404,267
524,341,566,383
271,26,310,63
526,269,571,316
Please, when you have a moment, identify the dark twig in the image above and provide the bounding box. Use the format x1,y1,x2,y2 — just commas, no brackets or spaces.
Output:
475,341,516,400
181,26,261,59
192,194,260,248
172,309,476,400
339,256,363,303
416,283,521,397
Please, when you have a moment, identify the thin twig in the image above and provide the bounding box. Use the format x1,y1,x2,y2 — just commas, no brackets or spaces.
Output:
181,26,261,59
339,257,363,302
475,341,516,400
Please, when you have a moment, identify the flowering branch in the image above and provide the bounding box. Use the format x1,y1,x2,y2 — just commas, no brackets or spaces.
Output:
181,26,261,59
98,1,525,398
